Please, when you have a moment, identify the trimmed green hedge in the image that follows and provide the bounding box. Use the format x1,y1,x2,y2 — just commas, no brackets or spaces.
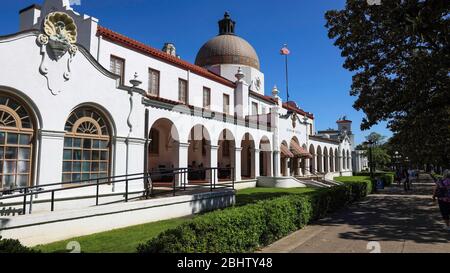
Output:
0,236,38,253
137,180,372,253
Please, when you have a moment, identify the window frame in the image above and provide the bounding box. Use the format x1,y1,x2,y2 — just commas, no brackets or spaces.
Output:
148,67,160,97
178,78,189,104
252,102,259,115
203,87,211,110
110,55,125,85
223,94,230,115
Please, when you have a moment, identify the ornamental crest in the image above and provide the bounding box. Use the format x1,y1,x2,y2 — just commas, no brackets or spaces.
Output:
291,112,297,128
37,12,78,95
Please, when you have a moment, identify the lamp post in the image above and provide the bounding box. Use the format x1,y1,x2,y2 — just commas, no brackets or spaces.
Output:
364,140,375,192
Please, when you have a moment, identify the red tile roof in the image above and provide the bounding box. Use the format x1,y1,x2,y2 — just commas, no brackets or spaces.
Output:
249,91,277,105
97,26,236,88
283,102,314,119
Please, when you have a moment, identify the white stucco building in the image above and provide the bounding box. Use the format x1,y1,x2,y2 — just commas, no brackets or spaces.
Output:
0,0,354,197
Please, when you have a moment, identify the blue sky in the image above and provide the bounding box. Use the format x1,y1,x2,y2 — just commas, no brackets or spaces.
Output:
1,0,392,145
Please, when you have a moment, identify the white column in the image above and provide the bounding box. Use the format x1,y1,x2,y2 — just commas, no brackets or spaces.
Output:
324,156,329,174
304,158,310,176
339,155,343,173
210,145,219,184
178,142,189,186
254,148,260,178
273,150,281,177
285,158,290,177
234,147,242,182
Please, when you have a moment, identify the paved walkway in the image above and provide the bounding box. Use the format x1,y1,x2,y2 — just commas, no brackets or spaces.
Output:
262,174,450,253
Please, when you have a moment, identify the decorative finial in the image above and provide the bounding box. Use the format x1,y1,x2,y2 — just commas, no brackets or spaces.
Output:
235,67,244,82
130,72,142,88
218,12,236,35
272,85,279,97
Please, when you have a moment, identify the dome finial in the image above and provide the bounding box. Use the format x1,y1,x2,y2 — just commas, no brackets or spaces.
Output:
218,12,235,35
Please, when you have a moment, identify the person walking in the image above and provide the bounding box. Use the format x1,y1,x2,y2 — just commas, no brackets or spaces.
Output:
432,170,450,231
403,169,410,192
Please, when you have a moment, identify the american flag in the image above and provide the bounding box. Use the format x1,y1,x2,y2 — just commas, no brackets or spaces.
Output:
280,46,290,55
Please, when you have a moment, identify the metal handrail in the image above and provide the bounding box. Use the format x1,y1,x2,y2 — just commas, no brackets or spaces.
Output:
0,167,235,215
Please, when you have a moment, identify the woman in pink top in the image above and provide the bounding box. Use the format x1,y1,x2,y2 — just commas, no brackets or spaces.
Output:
433,170,450,231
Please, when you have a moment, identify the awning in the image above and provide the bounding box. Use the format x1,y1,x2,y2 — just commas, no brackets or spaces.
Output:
280,143,294,158
290,141,313,159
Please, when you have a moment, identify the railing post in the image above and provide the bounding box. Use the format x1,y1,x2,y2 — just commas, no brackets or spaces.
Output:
22,189,27,215
184,169,187,191
125,179,129,202
210,169,213,192
232,167,235,190
51,191,55,212
173,172,176,196
96,179,100,206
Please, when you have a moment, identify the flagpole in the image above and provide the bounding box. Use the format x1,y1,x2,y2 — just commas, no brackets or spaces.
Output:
285,52,289,102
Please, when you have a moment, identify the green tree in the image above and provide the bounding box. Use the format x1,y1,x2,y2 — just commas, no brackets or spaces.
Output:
360,132,391,170
325,0,450,168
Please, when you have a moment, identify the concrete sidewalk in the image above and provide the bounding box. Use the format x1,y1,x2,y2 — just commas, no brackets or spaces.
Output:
261,174,450,253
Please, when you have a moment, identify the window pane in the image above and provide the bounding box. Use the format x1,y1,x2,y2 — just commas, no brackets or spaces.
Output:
83,139,92,149
83,150,91,160
63,162,72,172
72,173,81,182
4,175,15,188
17,175,28,187
82,173,90,181
19,148,31,160
82,162,90,172
0,148,4,158
4,161,16,174
5,147,18,159
19,134,31,145
63,149,72,160
100,151,108,161
73,162,81,172
0,132,6,145
62,174,71,182
64,137,73,148
93,140,100,149
7,133,18,145
73,150,82,160
0,161,3,173
92,151,100,160
100,162,107,172
17,161,29,173
100,141,108,149
92,162,99,172
73,138,82,148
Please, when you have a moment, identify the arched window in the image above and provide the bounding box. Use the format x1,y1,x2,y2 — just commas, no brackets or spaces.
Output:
0,95,35,189
62,108,111,183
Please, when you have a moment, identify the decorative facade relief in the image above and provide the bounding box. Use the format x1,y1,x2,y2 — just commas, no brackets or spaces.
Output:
37,12,78,95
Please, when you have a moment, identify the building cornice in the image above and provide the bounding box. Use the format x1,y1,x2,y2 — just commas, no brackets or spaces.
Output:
97,26,237,89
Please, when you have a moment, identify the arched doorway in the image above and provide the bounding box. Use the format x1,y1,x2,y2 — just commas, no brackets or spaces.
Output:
347,150,351,170
259,136,272,177
62,107,112,183
0,94,37,189
329,148,334,172
317,146,323,173
241,133,255,179
290,137,300,176
335,148,339,172
188,125,211,182
342,149,347,170
218,129,235,181
148,118,179,182
309,144,316,173
323,147,329,173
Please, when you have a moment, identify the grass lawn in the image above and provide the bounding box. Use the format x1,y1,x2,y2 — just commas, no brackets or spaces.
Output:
35,187,317,253
334,176,372,183
34,217,190,253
